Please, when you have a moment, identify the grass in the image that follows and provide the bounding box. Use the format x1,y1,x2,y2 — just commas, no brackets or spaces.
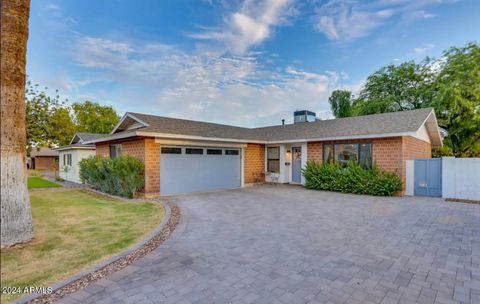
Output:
0,189,165,303
27,177,62,189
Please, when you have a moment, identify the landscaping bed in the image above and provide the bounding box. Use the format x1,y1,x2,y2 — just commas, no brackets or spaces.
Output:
0,189,165,303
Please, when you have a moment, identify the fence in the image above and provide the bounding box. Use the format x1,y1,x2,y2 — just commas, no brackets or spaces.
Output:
406,157,480,201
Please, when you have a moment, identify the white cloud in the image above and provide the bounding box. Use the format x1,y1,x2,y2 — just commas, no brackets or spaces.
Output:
313,1,395,42
68,35,346,126
413,43,435,55
313,0,455,42
191,0,296,54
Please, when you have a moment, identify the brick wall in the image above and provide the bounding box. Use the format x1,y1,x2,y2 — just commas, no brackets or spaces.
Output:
34,156,59,170
306,136,432,191
372,137,403,179
402,136,432,181
244,143,265,184
144,138,160,198
95,137,160,198
307,142,322,163
96,143,109,157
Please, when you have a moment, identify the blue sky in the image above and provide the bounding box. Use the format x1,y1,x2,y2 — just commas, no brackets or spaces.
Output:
27,0,479,127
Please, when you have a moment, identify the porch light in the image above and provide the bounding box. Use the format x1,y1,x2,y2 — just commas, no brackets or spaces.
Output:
286,149,292,162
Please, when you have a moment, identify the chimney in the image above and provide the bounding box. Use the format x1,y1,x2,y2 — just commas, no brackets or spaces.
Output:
281,119,285,125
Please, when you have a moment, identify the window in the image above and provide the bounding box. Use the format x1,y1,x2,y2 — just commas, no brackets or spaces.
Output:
186,148,203,155
359,143,372,169
334,144,358,166
267,147,280,173
109,144,122,158
323,144,334,163
63,154,72,166
207,149,222,155
322,143,372,169
225,149,239,155
162,147,182,154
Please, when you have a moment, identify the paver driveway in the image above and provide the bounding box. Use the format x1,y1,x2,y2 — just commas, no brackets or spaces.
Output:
60,185,480,304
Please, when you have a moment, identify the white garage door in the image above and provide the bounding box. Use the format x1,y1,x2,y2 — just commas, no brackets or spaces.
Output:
160,146,241,196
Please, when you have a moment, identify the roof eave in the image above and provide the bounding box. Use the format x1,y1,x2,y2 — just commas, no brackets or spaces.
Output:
84,131,139,144
55,145,96,151
110,113,150,134
421,109,443,147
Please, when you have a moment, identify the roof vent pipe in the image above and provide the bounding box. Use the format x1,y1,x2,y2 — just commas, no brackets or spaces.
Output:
281,119,285,125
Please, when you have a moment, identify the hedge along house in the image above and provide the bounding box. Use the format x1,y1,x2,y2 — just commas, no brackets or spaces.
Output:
85,108,442,198
56,132,107,183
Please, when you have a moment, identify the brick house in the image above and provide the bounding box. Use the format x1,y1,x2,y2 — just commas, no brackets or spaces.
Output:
86,108,442,197
29,147,59,171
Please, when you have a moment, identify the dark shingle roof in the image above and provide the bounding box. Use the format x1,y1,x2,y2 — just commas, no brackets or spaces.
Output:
127,108,433,142
252,108,433,141
30,147,59,157
129,113,261,140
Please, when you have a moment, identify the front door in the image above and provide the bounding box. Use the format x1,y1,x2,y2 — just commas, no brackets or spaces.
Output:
292,147,302,183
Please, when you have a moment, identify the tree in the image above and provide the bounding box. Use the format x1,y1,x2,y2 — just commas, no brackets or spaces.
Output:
72,101,120,134
25,82,75,149
431,43,480,157
353,61,434,115
347,42,480,156
25,86,118,150
1,0,34,248
328,90,353,118
51,107,77,146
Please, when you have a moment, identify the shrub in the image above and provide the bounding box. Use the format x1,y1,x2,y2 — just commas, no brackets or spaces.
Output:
79,156,144,198
302,161,402,196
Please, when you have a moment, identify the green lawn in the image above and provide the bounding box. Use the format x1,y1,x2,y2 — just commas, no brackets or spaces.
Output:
0,189,165,303
27,177,61,189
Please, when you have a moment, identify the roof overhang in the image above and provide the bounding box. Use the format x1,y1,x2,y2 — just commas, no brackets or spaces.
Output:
85,130,429,145
69,134,81,145
56,145,96,151
265,132,419,144
111,113,149,134
83,131,140,144
420,110,443,147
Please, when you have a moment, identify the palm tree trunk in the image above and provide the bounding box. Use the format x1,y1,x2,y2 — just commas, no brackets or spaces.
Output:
1,0,34,248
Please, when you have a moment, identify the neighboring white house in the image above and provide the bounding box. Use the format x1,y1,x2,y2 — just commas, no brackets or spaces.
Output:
56,133,106,183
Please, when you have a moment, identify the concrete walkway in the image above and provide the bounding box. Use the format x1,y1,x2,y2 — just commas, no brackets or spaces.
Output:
59,185,480,304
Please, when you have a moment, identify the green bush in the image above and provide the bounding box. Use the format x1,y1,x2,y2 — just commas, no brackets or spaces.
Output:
79,156,144,198
302,161,402,196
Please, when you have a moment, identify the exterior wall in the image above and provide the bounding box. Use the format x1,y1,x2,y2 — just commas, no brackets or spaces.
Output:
34,156,58,171
144,138,160,198
402,136,432,184
307,137,403,175
244,143,265,184
96,143,109,157
59,149,96,183
306,136,432,191
95,137,160,198
307,142,323,163
265,143,307,184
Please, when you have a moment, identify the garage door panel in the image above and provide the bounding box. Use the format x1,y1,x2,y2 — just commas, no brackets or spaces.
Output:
160,147,241,195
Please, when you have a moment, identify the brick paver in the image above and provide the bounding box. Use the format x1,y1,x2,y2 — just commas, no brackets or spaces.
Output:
59,185,480,304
